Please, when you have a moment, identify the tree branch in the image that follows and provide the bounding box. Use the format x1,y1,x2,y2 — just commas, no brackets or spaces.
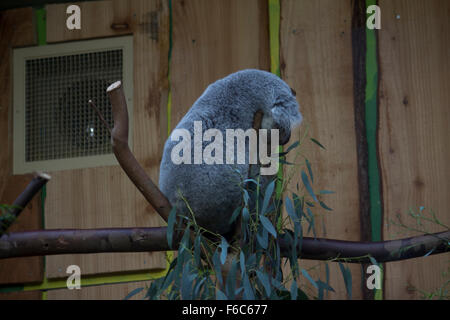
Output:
1,227,447,263
106,81,172,222
0,172,50,235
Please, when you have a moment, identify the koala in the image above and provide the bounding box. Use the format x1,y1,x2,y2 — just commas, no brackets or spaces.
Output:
159,69,302,236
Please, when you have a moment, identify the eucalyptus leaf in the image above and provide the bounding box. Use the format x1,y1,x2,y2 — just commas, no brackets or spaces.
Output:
242,207,250,222
256,270,271,297
216,289,228,300
242,273,255,300
239,251,246,274
319,200,333,211
167,207,177,249
290,280,298,300
319,190,335,195
285,196,296,221
310,137,326,150
226,258,238,299
338,262,352,300
305,158,313,184
220,237,229,265
123,287,144,300
262,180,275,215
212,249,223,285
229,206,242,225
301,170,318,202
259,215,277,238
301,268,318,289
256,227,268,249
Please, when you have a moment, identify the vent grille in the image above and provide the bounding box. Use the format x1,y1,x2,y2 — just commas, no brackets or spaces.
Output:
24,50,122,162
13,36,133,174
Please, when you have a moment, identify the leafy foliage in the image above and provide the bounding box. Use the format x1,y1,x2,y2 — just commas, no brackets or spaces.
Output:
141,137,340,300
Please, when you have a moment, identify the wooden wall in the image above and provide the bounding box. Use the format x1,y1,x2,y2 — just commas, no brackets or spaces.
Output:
378,0,450,299
0,8,43,286
281,0,362,299
43,0,169,279
0,0,448,300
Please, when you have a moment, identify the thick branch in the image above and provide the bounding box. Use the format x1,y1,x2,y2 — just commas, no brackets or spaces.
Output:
1,228,448,263
0,172,50,234
106,81,172,222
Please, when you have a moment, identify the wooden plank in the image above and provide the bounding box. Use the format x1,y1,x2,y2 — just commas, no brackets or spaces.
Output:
44,0,169,278
0,290,42,300
280,0,362,299
0,8,43,285
47,281,149,299
378,0,450,299
0,8,36,203
170,0,270,130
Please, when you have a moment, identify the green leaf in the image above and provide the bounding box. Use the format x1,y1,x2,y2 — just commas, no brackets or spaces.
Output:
369,256,378,266
226,258,238,299
216,289,228,300
301,268,318,289
212,249,223,285
317,280,335,292
285,196,296,221
193,234,202,266
305,158,313,184
262,180,275,215
229,206,242,225
219,237,229,265
285,140,300,153
319,200,333,211
242,273,255,300
260,215,277,238
179,226,191,255
123,287,144,300
279,158,294,165
338,262,352,300
256,269,271,297
256,227,268,249
310,137,326,150
242,207,250,222
290,280,298,300
239,251,246,274
243,189,250,205
181,263,193,300
305,207,316,237
301,170,318,202
319,190,335,195
166,207,177,249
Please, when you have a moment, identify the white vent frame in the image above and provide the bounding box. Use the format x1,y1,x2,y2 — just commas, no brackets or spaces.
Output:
13,36,133,174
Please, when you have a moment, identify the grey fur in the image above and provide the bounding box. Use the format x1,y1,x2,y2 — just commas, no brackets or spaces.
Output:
159,69,302,235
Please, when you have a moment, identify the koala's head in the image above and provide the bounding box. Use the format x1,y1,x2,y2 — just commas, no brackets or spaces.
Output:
219,69,302,146
221,69,302,132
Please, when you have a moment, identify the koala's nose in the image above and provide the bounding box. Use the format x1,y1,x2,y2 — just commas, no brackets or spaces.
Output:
290,87,297,97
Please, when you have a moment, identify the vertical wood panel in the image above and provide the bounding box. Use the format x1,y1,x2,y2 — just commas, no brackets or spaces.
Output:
378,0,450,299
44,0,169,278
0,8,43,285
170,0,270,130
280,0,362,299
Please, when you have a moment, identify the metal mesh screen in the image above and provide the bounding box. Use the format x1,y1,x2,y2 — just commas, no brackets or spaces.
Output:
24,49,123,162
